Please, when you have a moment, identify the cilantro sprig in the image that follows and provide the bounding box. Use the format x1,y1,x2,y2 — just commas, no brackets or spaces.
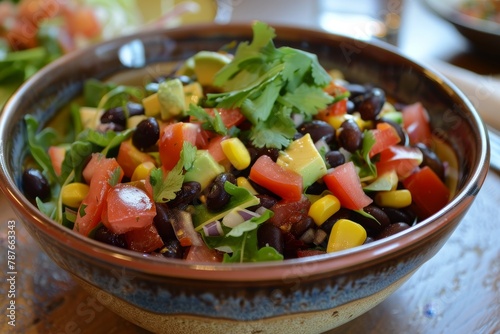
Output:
150,142,197,203
205,21,333,149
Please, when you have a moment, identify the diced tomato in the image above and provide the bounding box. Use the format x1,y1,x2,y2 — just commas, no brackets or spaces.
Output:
124,224,164,253
318,99,348,119
269,196,311,232
323,161,373,211
185,244,223,262
402,166,450,219
376,145,423,179
101,183,156,235
204,108,246,128
116,139,156,178
249,155,303,201
48,146,66,176
74,154,124,236
159,122,198,171
369,122,401,158
207,135,229,163
402,102,432,146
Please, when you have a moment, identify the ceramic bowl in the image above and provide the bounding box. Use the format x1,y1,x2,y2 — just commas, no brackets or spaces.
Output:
0,23,489,334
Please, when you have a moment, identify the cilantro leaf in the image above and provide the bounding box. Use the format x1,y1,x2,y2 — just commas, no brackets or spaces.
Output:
150,142,197,203
187,104,227,135
206,21,333,149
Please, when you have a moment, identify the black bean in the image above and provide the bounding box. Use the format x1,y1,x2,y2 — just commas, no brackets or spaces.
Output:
94,225,127,249
258,223,284,254
338,119,363,153
305,181,328,195
160,239,184,259
356,88,386,120
153,203,176,242
346,100,355,113
415,143,446,180
350,205,391,235
290,216,314,238
168,181,201,209
381,207,414,225
298,120,335,143
22,168,51,202
101,107,127,130
132,117,160,151
253,146,280,162
375,222,411,240
325,150,345,168
206,173,236,211
256,194,278,209
345,83,369,100
320,208,352,234
126,102,145,117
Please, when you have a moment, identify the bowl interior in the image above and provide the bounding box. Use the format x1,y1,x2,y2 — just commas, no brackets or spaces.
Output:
0,23,489,281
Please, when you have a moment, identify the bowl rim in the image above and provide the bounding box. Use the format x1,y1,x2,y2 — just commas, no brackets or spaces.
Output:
0,22,490,282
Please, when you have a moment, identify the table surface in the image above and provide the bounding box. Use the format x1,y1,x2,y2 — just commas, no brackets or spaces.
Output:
1,1,500,333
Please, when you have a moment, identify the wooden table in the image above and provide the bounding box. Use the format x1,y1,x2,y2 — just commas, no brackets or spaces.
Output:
1,1,499,333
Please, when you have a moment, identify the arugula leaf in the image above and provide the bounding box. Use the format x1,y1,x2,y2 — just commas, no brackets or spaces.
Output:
59,141,93,183
75,128,133,156
202,209,282,263
206,21,333,149
187,104,228,135
97,85,144,110
25,115,59,183
192,182,260,230
150,142,197,203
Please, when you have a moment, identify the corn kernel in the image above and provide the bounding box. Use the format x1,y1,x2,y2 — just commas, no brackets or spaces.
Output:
131,161,156,182
326,219,367,252
308,194,341,226
61,182,90,208
220,137,251,170
374,189,412,208
236,177,258,195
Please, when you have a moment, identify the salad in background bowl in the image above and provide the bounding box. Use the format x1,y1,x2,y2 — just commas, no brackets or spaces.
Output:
0,0,206,107
0,22,489,333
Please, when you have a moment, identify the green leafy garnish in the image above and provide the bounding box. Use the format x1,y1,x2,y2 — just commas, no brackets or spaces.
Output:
25,115,59,183
192,182,260,230
202,209,283,263
187,104,228,135
150,142,197,203
206,21,333,149
351,130,377,180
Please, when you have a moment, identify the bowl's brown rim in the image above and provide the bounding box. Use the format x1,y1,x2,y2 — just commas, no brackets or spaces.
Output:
0,22,490,282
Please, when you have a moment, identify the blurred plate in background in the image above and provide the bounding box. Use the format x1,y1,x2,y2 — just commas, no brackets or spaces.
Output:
424,0,500,54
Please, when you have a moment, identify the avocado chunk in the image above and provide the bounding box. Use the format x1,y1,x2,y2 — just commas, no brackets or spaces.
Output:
193,51,232,86
158,78,186,120
184,150,225,191
276,133,327,188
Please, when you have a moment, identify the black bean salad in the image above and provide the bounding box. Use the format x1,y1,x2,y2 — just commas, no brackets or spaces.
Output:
22,22,453,263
